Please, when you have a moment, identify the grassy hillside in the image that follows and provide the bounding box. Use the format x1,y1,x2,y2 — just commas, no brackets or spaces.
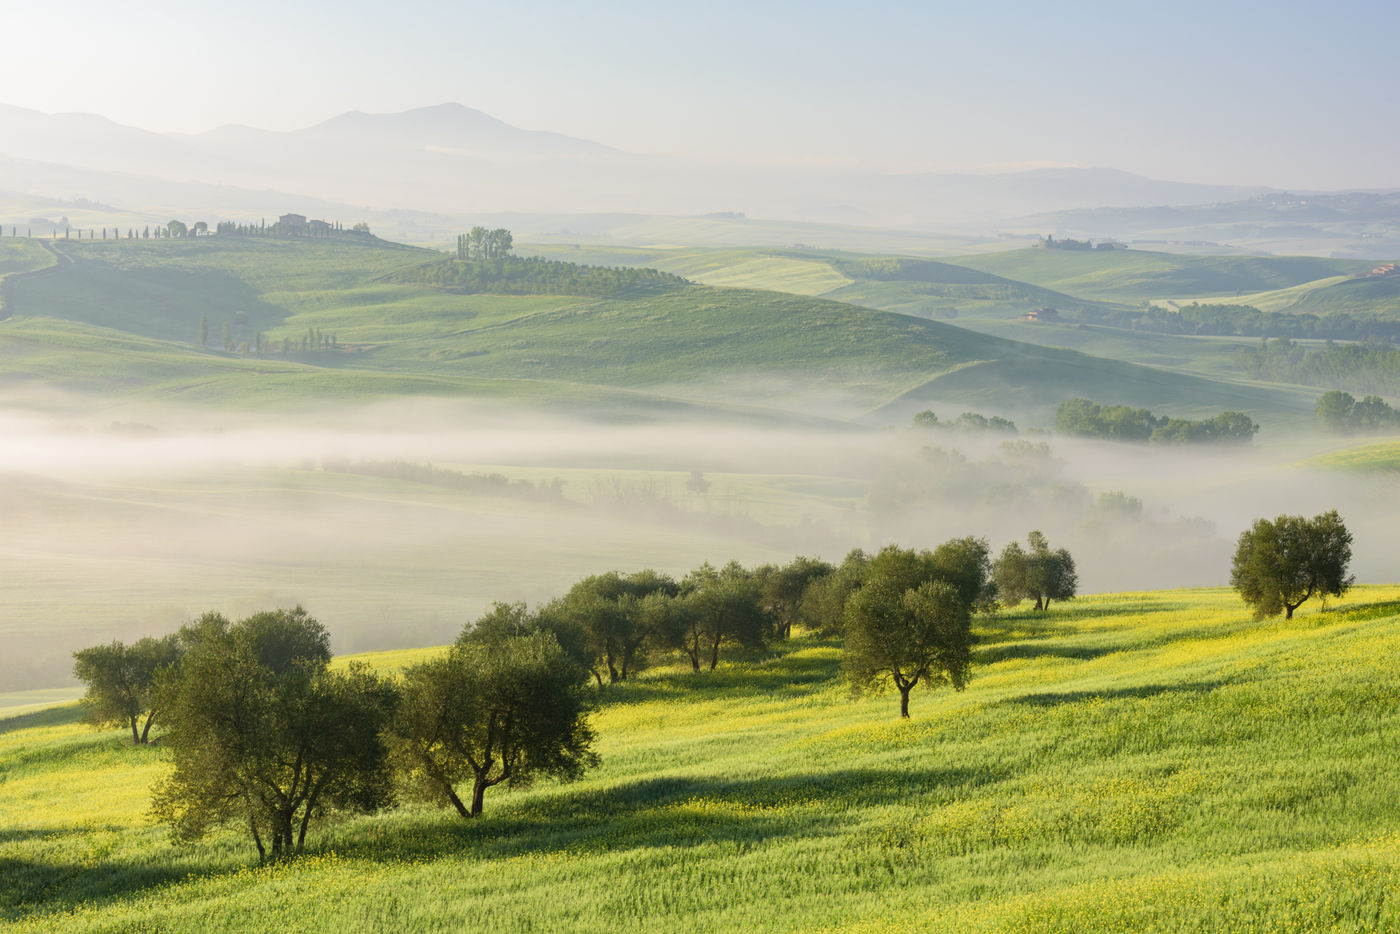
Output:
1168,272,1400,318
1303,439,1400,475
5,586,1400,931
0,236,1316,422
526,244,1117,320
948,248,1370,304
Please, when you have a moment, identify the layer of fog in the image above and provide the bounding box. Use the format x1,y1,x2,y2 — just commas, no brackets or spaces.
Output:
2,396,1394,693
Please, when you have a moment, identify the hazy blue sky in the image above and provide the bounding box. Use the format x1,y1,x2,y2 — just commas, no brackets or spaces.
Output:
5,0,1397,187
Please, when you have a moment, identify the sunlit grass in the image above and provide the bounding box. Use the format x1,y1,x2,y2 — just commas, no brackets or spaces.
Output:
5,585,1400,931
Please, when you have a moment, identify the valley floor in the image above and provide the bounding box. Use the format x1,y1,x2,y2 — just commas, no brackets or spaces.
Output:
4,586,1400,931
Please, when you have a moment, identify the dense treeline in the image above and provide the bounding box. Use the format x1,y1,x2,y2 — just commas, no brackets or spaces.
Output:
1315,390,1400,433
391,255,689,298
75,534,1078,862
1236,338,1400,395
1082,303,1400,341
320,459,567,501
1054,398,1258,444
912,409,1018,434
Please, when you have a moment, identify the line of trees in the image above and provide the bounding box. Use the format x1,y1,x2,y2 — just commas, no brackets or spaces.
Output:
1314,390,1400,433
456,227,514,260
71,508,1360,863
394,254,688,298
1236,338,1400,396
1084,303,1400,342
1054,398,1259,444
196,316,338,355
913,409,1018,434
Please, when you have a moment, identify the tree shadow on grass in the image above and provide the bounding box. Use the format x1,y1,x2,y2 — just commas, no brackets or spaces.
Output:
1007,680,1230,708
0,704,84,736
598,641,844,707
2,766,990,922
0,827,203,924
1327,600,1400,624
338,765,991,865
976,642,1117,664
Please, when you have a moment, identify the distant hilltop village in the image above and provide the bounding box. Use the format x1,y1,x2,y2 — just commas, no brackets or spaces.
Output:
0,212,373,240
1035,235,1126,251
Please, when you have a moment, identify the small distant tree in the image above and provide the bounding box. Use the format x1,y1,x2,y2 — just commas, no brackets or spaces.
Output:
151,608,397,863
685,470,711,494
389,630,595,818
1230,510,1353,619
197,315,208,348
843,546,974,718
167,220,187,238
994,531,1077,611
72,635,182,744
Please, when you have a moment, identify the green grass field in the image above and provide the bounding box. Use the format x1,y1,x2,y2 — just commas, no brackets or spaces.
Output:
5,586,1400,932
1303,439,1400,475
0,237,1320,422
946,249,1371,305
1159,273,1400,319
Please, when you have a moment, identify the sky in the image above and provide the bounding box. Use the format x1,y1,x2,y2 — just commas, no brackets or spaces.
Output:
3,0,1398,188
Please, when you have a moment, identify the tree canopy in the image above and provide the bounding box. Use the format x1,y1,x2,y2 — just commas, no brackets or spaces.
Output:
389,629,596,818
1230,510,1354,619
150,608,397,863
72,635,182,744
993,531,1078,611
842,545,975,718
1054,398,1257,444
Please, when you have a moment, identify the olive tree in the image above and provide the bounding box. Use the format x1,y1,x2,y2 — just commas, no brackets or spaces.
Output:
755,556,834,639
1230,510,1353,619
389,629,596,818
993,531,1077,611
661,562,768,671
150,608,397,863
72,634,182,744
550,570,678,684
843,545,974,718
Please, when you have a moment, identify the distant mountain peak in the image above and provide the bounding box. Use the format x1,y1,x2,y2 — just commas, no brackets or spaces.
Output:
297,103,613,156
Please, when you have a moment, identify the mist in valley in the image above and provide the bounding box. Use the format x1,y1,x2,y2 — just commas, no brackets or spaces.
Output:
2,392,1391,695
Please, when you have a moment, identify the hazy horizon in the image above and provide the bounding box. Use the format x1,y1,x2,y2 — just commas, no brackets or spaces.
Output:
4,0,1399,190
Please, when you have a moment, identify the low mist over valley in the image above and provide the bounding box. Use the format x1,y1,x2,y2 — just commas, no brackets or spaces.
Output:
2,394,1394,691
3,4,1400,930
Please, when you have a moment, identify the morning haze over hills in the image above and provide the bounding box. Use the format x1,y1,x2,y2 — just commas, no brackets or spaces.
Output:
5,100,1397,253
3,1,1400,929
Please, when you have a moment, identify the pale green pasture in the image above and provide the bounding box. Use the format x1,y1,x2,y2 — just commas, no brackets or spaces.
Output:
1151,274,1354,313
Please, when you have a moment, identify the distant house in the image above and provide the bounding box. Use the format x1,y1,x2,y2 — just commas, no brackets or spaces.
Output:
1095,240,1126,250
1367,262,1397,278
1023,307,1060,323
278,213,308,233
308,219,332,235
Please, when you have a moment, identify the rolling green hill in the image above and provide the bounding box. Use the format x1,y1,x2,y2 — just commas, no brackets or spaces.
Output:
946,248,1371,304
1303,439,1400,475
524,242,1349,394
5,587,1400,931
1168,271,1400,318
0,236,1317,423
